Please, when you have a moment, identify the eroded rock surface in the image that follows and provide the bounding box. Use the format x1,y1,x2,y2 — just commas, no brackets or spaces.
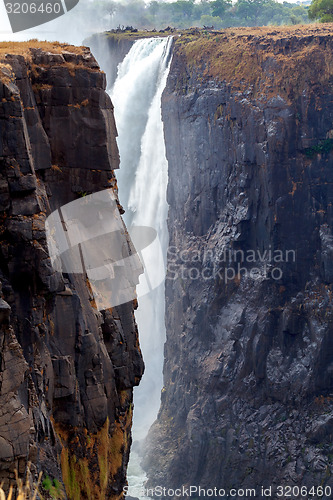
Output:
144,25,333,497
0,42,144,498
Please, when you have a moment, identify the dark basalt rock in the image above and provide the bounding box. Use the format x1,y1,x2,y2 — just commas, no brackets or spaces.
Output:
144,27,333,498
0,44,143,498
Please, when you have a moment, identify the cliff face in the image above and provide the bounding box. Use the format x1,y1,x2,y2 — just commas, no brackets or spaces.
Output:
85,31,170,89
86,34,135,89
0,41,144,498
145,25,333,495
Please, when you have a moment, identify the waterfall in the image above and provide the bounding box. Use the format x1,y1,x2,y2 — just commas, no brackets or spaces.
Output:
109,37,173,497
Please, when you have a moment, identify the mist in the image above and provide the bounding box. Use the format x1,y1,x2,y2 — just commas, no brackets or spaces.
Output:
0,0,112,44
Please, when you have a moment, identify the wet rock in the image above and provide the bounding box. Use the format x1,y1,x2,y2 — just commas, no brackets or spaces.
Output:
145,26,333,494
0,42,143,497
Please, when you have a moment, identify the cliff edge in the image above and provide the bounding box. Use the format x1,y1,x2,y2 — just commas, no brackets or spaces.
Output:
0,41,144,499
145,24,333,496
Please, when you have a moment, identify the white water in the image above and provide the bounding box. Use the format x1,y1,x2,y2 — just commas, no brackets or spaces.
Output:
0,11,172,492
110,37,172,498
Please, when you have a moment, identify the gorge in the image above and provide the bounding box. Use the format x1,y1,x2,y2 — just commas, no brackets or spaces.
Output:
91,24,333,498
0,22,333,500
0,41,144,499
109,36,172,498
145,25,333,496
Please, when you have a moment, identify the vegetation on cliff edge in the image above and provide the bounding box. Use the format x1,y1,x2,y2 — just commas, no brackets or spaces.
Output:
171,24,333,98
308,0,333,21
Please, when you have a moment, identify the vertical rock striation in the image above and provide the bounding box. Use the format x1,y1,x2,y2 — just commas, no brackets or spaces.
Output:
145,25,333,496
0,41,144,499
86,33,135,89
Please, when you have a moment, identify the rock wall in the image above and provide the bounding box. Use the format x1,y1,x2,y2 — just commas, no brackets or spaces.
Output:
145,25,333,497
0,41,144,499
85,33,135,89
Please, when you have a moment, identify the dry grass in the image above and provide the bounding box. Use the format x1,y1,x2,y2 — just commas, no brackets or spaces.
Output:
0,62,14,85
67,99,90,109
51,165,62,172
0,40,87,58
64,61,94,76
175,23,333,98
0,467,42,500
32,83,52,91
54,416,128,500
0,40,98,82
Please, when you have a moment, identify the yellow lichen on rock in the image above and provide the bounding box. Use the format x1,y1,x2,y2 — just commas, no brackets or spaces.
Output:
53,404,133,500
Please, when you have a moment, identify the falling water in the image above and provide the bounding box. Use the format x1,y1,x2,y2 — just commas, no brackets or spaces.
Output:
110,37,173,497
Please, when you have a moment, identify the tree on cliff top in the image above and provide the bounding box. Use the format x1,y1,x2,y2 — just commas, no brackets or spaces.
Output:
308,0,333,21
211,0,232,17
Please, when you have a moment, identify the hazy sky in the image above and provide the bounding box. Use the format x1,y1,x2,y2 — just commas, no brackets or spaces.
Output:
0,0,306,44
0,0,108,44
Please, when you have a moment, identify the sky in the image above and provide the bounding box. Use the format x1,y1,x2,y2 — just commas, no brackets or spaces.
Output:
0,0,108,44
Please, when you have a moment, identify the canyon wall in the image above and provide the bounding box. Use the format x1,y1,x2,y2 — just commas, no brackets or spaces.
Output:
0,42,144,499
144,25,333,497
86,34,135,89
